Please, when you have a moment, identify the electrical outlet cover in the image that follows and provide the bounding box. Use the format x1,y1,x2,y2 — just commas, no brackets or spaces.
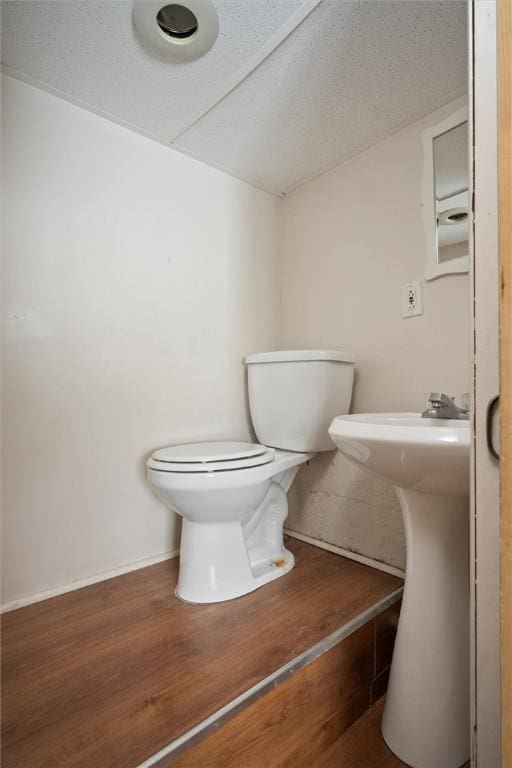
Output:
402,281,423,318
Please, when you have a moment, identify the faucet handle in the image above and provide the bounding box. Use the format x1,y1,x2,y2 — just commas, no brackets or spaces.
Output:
453,393,470,413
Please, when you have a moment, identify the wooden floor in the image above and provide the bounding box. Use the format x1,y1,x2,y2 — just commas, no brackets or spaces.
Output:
1,538,402,768
170,604,400,768
313,698,471,768
312,698,408,768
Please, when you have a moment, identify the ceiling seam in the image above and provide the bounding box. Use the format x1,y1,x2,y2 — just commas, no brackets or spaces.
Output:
0,65,282,197
2,63,468,200
168,0,323,144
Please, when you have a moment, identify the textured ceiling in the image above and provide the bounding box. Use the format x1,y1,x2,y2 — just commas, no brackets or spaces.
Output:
1,0,467,195
1,0,309,139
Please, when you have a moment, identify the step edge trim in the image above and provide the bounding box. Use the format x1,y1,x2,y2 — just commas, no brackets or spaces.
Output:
137,586,404,768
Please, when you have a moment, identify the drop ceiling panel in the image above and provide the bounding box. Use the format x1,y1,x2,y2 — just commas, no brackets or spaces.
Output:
2,0,467,195
1,0,307,141
175,0,467,194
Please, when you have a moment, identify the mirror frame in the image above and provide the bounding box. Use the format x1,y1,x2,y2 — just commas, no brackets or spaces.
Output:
421,106,469,281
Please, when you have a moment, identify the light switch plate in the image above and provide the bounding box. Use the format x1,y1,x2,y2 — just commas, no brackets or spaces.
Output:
402,281,423,318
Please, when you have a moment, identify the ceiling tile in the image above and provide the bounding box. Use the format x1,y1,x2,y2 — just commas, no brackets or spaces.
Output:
174,0,467,194
2,0,467,195
1,0,307,140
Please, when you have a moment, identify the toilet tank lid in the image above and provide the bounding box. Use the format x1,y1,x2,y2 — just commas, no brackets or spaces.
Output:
245,349,354,365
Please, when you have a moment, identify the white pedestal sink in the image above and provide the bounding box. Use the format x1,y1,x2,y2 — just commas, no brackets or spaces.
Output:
328,413,470,768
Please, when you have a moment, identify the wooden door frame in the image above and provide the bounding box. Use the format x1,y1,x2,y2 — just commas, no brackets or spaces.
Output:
498,0,512,764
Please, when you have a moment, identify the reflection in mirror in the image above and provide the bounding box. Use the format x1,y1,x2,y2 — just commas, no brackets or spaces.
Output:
422,107,469,281
433,121,469,265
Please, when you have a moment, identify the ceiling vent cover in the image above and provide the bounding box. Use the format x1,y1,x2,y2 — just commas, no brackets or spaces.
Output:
133,0,218,62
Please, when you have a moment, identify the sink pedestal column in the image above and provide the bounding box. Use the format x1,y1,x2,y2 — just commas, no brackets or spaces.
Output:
382,489,470,768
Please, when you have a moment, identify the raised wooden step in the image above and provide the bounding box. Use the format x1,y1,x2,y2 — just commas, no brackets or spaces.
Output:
168,602,401,768
311,698,407,768
1,538,402,768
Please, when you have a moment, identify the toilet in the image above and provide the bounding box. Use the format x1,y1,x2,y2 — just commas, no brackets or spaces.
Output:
147,350,354,603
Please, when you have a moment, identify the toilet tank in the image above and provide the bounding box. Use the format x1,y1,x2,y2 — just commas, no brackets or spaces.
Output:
245,350,354,452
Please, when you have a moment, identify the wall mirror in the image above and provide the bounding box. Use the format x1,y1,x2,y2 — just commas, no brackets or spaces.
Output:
422,107,469,280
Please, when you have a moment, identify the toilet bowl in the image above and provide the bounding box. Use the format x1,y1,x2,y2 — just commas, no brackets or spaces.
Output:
147,441,312,603
147,349,354,603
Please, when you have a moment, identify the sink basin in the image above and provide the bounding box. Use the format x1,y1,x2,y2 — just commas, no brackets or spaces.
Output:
329,412,469,495
329,413,471,768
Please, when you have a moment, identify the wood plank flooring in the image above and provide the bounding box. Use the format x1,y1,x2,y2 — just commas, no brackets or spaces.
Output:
1,538,401,768
311,698,408,768
313,698,470,768
172,622,375,768
170,601,400,768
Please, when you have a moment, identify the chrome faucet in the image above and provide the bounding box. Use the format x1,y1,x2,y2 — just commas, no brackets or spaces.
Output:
422,392,470,420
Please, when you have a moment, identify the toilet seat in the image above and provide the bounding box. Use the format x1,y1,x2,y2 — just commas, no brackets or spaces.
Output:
148,441,276,473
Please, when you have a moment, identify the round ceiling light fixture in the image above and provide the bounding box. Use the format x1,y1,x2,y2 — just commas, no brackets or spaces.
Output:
156,5,198,39
133,0,218,62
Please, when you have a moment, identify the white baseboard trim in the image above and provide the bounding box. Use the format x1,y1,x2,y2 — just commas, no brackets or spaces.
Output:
0,549,180,614
284,529,405,579
1,533,404,614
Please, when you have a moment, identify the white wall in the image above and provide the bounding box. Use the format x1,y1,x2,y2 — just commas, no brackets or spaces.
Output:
1,78,471,601
1,75,281,604
282,98,470,569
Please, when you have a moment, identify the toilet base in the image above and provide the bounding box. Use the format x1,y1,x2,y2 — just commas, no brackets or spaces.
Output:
176,541,294,604
176,477,296,604
176,516,295,603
